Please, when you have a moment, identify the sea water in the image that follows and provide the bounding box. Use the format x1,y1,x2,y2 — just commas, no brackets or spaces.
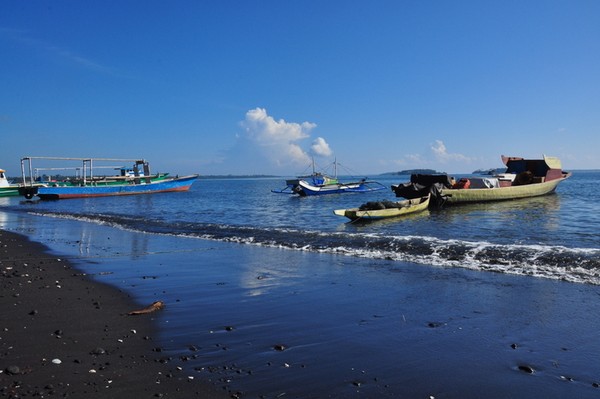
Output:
2,171,599,284
1,171,600,398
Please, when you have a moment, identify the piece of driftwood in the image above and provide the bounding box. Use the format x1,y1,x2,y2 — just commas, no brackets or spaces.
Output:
128,300,165,315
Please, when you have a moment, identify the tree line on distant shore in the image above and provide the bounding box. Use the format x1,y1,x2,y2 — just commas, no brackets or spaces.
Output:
380,169,443,176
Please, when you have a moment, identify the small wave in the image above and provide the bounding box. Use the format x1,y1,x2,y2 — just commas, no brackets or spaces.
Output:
28,210,600,285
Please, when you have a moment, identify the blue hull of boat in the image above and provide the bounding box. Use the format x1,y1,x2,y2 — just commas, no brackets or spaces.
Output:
300,184,384,196
273,179,386,196
35,175,198,199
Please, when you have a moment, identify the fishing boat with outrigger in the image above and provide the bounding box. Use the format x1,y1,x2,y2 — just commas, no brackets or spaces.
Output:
392,155,571,206
334,195,430,221
18,156,198,200
272,159,386,196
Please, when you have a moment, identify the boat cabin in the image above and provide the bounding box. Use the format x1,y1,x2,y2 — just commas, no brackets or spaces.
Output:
503,155,565,183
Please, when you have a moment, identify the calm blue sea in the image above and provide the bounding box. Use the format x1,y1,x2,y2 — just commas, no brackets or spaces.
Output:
2,171,600,398
2,171,599,284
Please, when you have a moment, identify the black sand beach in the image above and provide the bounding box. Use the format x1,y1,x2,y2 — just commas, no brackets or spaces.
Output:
3,215,600,398
0,230,229,398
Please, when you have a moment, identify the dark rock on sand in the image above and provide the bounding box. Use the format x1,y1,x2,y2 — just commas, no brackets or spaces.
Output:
5,365,20,375
90,347,106,355
518,364,535,374
427,321,445,328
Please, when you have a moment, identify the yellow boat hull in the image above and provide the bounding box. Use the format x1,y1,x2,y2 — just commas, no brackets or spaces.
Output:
441,176,569,204
334,195,430,221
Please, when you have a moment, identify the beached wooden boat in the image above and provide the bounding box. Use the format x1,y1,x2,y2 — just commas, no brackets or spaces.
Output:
18,156,198,199
392,155,571,205
272,159,386,196
334,195,430,221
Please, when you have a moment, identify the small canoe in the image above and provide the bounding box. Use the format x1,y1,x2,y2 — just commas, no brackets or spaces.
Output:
334,195,430,221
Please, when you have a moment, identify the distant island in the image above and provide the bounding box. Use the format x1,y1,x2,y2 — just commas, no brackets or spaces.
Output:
472,168,506,175
198,174,279,179
380,169,444,176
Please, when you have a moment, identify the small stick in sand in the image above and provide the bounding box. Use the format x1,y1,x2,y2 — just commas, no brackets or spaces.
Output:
128,301,165,315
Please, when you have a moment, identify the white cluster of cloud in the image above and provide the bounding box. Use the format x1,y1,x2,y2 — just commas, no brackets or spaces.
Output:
240,108,332,168
310,137,332,157
430,140,473,163
392,139,474,171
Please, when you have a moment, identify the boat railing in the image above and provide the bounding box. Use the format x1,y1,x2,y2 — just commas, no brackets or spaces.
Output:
20,157,147,185
19,156,150,197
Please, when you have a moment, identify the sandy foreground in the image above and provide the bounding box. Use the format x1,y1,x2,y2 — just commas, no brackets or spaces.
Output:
4,221,600,399
0,230,230,398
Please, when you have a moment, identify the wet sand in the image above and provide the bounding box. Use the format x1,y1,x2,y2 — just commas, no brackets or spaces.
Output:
3,220,600,398
0,230,230,398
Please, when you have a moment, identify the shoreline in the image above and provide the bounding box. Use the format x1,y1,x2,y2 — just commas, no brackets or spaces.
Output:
2,207,600,398
0,229,230,398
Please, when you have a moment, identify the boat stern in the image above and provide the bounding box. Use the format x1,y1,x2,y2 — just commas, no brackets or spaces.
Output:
18,186,39,199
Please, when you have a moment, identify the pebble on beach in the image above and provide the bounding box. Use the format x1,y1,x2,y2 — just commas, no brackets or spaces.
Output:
5,365,21,375
518,365,535,374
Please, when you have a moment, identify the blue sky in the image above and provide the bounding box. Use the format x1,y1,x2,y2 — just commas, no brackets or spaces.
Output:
1,1,598,176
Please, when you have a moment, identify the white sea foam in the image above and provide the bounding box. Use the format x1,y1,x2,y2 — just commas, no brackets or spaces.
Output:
27,210,600,285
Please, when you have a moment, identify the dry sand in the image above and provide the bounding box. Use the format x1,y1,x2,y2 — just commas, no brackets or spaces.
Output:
0,230,230,398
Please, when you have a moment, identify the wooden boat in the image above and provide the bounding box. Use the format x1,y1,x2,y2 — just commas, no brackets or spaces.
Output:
334,195,430,221
272,159,386,196
392,155,571,205
30,175,198,199
276,176,387,196
18,156,198,199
